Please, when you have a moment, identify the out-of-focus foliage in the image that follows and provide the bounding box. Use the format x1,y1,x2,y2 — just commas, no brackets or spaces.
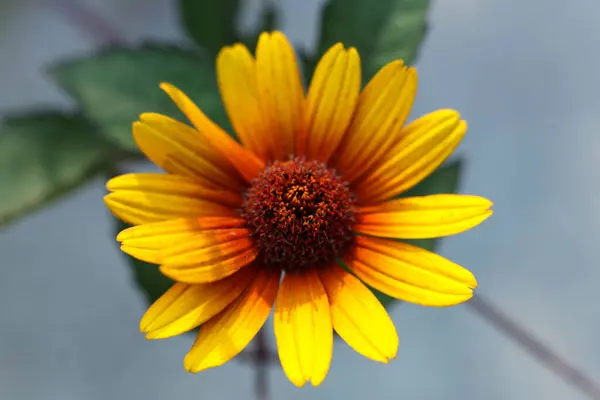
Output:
0,113,115,226
304,0,430,80
179,0,278,53
49,45,229,150
179,0,242,57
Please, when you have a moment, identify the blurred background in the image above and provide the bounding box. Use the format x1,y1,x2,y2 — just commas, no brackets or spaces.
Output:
1,0,599,399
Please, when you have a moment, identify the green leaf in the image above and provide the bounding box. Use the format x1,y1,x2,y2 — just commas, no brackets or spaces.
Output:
115,219,174,305
178,0,241,56
317,0,430,78
49,44,230,151
0,112,115,227
370,159,463,308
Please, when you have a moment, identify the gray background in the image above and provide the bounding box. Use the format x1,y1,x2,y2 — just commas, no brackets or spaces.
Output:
1,0,599,399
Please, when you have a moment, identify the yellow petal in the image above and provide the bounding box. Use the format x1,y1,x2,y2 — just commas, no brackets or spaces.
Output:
274,270,333,387
333,61,417,182
107,173,242,208
318,263,398,363
116,217,245,263
255,31,305,160
160,241,259,283
140,264,259,339
139,113,236,173
345,236,477,307
160,82,265,182
184,267,280,373
356,194,493,239
303,43,361,162
216,44,270,161
132,120,243,192
162,233,253,266
104,190,237,226
117,217,246,244
122,226,250,265
354,110,466,204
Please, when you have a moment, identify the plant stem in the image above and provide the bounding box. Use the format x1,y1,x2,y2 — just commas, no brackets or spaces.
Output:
254,329,270,400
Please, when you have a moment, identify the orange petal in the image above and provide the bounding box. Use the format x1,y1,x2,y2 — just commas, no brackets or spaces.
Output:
160,82,265,182
356,194,493,239
345,236,477,307
107,173,242,208
255,31,305,160
133,118,243,192
354,110,466,204
140,264,259,339
139,113,236,173
333,61,417,182
161,233,253,266
117,217,246,245
184,267,280,373
216,44,270,161
303,43,361,162
318,264,397,363
121,225,250,265
274,270,333,387
116,217,245,262
104,189,237,226
160,235,259,283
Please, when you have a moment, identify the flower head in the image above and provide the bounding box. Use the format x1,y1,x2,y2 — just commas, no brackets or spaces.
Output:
105,31,492,387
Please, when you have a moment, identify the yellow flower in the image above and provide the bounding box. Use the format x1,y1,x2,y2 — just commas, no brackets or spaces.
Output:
105,31,492,387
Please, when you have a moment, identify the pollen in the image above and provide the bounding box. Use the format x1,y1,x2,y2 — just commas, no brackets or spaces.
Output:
241,158,356,273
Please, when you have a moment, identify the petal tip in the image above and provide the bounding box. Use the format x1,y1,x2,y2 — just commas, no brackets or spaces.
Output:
257,31,272,43
103,193,117,207
183,354,219,374
115,229,128,242
388,59,406,69
310,377,325,387
271,30,288,41
105,176,124,192
158,82,172,91
217,44,237,60
145,331,168,340
288,377,308,388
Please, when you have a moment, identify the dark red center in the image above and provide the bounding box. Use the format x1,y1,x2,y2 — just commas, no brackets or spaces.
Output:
241,158,356,273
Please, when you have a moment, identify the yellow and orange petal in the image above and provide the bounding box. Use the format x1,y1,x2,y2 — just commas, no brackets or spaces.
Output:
184,267,280,373
352,110,467,203
103,30,493,388
159,82,265,183
303,43,361,162
318,264,398,363
274,270,333,387
345,236,478,307
141,264,259,339
332,60,417,183
356,194,493,239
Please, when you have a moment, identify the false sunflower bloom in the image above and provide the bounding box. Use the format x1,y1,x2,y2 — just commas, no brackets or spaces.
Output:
105,31,492,387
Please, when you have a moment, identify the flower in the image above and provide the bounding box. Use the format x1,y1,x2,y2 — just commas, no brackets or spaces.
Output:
105,31,492,387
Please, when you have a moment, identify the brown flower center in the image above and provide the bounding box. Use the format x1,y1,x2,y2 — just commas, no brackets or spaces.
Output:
241,158,355,273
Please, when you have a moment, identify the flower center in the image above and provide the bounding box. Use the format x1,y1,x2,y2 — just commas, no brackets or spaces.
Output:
241,158,355,273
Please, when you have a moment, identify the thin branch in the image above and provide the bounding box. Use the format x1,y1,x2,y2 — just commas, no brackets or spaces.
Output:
46,0,128,46
468,294,600,399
